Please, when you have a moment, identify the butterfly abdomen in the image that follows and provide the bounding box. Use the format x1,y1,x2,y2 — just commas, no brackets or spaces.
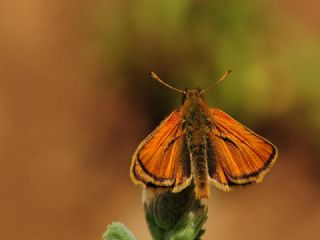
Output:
187,137,210,199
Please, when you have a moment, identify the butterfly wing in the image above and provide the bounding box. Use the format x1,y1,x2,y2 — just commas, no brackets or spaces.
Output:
131,109,192,192
207,108,277,191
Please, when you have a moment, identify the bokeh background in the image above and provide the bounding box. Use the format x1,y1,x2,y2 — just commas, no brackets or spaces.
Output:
1,0,319,239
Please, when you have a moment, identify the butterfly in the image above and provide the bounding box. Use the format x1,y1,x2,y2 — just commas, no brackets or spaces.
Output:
130,71,278,199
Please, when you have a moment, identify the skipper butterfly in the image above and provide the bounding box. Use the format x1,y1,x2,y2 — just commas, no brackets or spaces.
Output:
130,71,277,199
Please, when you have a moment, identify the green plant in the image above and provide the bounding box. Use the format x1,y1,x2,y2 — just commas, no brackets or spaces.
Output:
103,185,207,240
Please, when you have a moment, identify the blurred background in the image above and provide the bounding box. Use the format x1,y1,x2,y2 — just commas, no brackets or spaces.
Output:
0,0,319,239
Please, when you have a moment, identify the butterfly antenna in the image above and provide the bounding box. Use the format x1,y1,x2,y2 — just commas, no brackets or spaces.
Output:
150,72,186,94
200,70,232,94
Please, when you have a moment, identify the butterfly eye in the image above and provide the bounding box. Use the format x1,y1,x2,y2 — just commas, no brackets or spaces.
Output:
182,95,187,104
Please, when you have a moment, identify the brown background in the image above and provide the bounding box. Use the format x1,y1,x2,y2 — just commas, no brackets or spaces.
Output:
0,1,319,240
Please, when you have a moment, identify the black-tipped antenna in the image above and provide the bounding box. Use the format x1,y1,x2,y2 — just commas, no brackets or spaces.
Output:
150,72,186,94
200,70,232,94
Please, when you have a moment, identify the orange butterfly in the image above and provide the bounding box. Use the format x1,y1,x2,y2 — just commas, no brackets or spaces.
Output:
130,71,278,199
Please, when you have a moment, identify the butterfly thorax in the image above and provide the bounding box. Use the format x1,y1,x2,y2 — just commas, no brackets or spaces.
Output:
181,89,212,198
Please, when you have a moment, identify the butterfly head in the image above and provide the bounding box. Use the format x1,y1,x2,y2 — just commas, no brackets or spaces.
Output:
182,88,203,104
185,88,202,97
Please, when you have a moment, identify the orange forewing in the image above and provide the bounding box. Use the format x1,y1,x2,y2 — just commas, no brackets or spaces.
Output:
131,110,192,191
208,108,277,190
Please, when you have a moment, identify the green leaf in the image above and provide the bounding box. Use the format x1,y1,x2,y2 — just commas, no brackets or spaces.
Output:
103,222,136,240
